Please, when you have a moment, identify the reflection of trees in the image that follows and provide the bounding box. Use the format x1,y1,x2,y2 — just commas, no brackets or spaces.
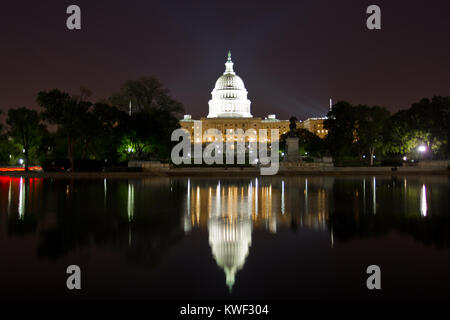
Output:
330,177,450,247
7,214,38,237
122,209,184,267
396,215,450,248
36,178,184,267
332,211,450,248
3,174,449,274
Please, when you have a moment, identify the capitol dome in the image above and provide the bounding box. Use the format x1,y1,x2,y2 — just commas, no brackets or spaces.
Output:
207,52,252,118
214,73,246,92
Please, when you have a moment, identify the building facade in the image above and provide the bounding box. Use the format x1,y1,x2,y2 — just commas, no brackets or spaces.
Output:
180,52,328,142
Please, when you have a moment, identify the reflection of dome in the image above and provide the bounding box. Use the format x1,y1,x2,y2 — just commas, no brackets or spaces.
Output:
208,216,252,292
207,51,252,118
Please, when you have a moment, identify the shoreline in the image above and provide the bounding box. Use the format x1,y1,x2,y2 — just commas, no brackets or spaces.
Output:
0,166,448,179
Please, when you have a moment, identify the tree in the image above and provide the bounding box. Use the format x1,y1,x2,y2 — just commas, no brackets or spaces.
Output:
6,107,44,171
91,102,127,163
0,110,12,165
355,105,390,165
37,89,92,171
324,101,358,159
280,128,325,157
78,110,103,159
408,96,450,158
109,76,184,116
109,76,184,161
383,96,450,159
383,110,420,156
120,111,154,159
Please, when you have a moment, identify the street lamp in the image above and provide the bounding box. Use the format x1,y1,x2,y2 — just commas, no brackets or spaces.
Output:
417,145,427,162
418,145,427,153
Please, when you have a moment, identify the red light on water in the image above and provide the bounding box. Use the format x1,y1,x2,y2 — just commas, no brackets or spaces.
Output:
0,166,43,172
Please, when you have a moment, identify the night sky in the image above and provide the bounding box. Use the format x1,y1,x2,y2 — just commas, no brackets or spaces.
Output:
1,0,449,120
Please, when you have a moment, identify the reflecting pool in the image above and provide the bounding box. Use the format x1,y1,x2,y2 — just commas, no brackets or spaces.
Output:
0,175,449,299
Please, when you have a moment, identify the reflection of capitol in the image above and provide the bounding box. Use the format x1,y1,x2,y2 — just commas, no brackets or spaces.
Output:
183,178,333,291
208,201,252,291
207,181,253,291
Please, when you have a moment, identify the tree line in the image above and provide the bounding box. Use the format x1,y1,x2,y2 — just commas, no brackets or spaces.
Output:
1,78,449,171
283,96,449,165
0,76,183,171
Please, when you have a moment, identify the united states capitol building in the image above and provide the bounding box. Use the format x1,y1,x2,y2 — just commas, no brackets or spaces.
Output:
180,52,328,143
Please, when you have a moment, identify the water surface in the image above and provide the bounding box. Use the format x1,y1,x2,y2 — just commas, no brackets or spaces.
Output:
0,175,449,299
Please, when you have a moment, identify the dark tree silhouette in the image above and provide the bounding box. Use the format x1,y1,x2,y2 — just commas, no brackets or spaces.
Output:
109,76,184,117
37,89,92,171
6,107,44,171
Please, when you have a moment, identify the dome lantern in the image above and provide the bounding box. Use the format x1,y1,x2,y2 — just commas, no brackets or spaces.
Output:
224,50,235,75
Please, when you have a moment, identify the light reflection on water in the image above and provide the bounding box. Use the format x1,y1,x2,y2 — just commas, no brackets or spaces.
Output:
0,175,449,299
18,178,25,220
184,178,330,233
420,184,428,217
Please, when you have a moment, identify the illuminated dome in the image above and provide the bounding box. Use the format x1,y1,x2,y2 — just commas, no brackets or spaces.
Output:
214,74,246,92
207,52,252,118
